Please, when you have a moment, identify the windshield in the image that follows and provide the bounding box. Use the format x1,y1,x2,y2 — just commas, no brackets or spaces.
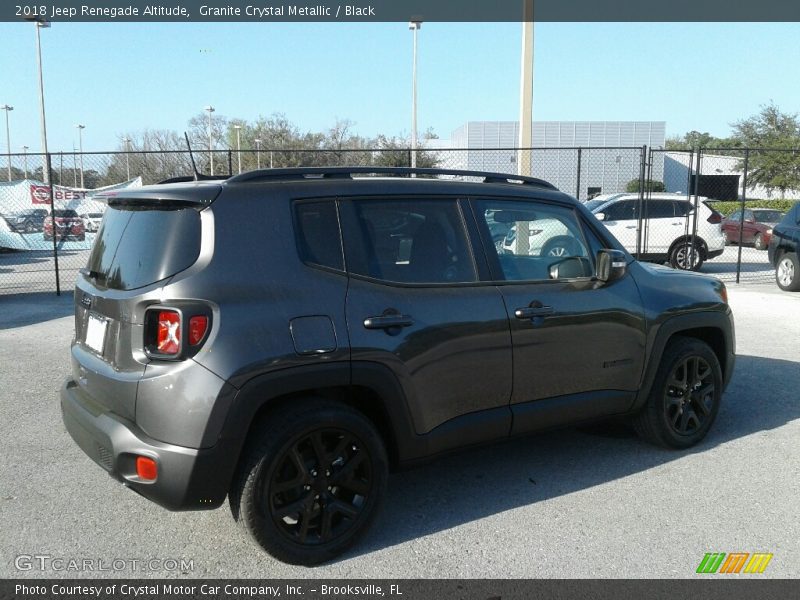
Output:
753,210,782,223
584,199,608,212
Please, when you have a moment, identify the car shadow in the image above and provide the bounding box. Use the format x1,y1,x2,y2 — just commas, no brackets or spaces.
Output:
349,354,799,560
0,292,74,329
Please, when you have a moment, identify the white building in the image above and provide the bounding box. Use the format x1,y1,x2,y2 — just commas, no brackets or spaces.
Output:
429,121,665,198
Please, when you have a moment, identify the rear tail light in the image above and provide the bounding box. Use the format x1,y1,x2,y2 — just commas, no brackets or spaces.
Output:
707,212,722,224
156,310,181,355
188,315,209,346
144,305,211,359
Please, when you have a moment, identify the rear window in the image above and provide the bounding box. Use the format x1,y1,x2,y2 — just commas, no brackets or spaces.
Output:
85,205,201,290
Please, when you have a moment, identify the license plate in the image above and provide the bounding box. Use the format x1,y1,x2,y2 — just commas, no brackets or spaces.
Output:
85,314,108,354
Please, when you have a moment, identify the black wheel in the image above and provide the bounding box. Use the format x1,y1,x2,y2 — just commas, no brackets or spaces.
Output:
230,399,388,565
541,235,580,258
669,240,704,271
776,252,800,291
753,233,765,251
633,337,722,449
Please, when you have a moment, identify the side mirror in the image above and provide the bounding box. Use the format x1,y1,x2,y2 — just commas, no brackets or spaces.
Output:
596,249,627,283
595,212,606,221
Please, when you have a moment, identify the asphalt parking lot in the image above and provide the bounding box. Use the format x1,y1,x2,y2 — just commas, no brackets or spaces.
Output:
0,284,798,578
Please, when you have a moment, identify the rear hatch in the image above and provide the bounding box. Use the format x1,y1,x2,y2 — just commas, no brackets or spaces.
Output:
71,184,220,420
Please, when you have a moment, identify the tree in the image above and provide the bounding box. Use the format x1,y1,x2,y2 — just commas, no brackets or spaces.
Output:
731,102,800,199
372,135,439,169
665,130,738,151
625,179,665,193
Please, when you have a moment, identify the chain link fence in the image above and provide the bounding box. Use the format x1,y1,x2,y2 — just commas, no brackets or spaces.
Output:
1,146,797,296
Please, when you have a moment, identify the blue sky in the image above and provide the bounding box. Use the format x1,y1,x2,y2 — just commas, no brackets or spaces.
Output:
1,21,798,153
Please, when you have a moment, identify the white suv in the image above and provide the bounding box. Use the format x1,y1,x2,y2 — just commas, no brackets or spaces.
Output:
584,193,725,270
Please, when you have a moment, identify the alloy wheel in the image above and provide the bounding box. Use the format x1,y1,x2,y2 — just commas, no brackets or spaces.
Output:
777,257,795,287
674,243,701,270
265,429,373,545
664,356,715,435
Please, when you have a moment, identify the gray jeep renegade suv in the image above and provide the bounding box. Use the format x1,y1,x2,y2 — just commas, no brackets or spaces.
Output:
61,167,735,565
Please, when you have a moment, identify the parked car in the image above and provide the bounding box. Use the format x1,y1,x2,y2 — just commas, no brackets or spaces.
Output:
767,201,800,291
3,208,48,233
721,208,783,250
80,212,104,233
61,167,734,565
587,193,725,270
44,209,85,241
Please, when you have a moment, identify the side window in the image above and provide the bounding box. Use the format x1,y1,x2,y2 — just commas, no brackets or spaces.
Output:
744,210,755,222
474,199,593,282
340,199,477,285
643,200,675,219
294,201,344,271
604,200,636,221
727,209,741,221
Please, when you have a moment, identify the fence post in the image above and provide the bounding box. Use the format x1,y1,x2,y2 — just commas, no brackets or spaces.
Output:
690,148,702,269
228,150,233,176
736,149,749,284
46,152,61,296
635,145,647,258
575,148,582,198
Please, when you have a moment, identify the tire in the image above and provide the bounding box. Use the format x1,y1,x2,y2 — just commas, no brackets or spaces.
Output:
542,235,580,258
633,337,722,449
229,399,388,565
753,233,765,251
776,252,800,291
669,240,705,271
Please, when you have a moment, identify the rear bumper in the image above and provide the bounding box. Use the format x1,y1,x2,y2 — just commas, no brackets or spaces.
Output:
707,247,725,259
60,378,231,511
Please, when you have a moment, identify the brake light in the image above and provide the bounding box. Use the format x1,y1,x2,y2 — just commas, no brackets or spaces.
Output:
156,310,181,355
188,315,208,345
707,212,722,224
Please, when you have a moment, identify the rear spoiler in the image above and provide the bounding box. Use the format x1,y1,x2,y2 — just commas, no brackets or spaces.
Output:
94,184,223,208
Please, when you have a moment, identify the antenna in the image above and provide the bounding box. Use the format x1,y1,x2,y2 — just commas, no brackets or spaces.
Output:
184,132,200,181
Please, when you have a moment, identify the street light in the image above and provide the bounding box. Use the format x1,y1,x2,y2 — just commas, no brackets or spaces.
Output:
76,124,86,188
22,145,29,179
408,21,422,169
254,138,262,170
31,18,51,184
204,105,215,175
1,104,13,181
122,137,131,180
234,125,242,174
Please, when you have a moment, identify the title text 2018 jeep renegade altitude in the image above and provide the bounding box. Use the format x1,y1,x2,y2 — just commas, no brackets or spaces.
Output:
61,167,735,565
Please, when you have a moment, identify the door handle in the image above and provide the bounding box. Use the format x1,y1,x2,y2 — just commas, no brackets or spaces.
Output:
514,305,554,319
363,313,414,330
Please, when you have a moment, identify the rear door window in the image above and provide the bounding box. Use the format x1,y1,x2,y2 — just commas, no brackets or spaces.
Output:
85,205,201,290
340,199,477,284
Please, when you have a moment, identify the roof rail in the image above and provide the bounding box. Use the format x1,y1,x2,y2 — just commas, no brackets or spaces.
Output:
225,166,557,190
157,174,230,185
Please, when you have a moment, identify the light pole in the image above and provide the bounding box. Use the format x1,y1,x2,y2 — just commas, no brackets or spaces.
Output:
408,21,421,169
33,19,51,183
204,105,215,175
22,145,29,179
254,138,262,170
1,104,13,181
122,137,131,180
76,124,86,188
234,125,242,174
